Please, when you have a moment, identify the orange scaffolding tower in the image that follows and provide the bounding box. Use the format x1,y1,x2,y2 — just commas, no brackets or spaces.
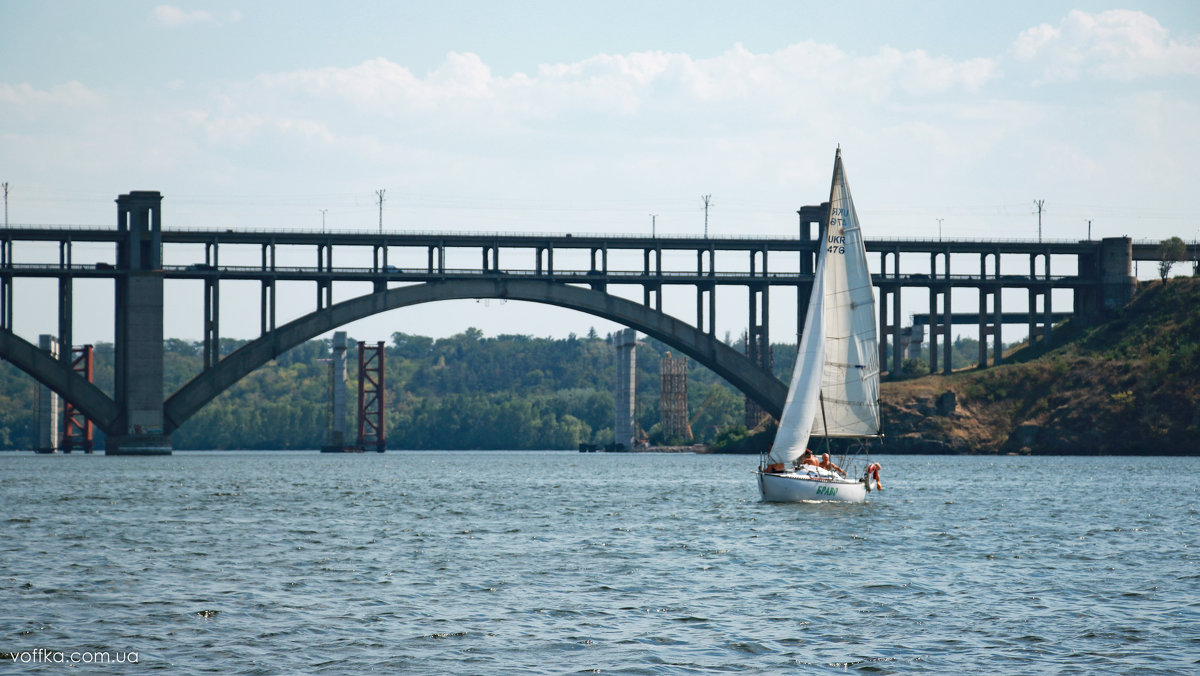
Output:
356,341,386,452
62,345,94,453
659,352,692,442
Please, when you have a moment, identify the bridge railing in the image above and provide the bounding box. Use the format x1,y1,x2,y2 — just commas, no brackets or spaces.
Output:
0,224,1180,248
0,261,1090,285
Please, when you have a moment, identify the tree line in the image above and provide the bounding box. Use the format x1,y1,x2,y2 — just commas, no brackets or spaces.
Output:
0,328,993,450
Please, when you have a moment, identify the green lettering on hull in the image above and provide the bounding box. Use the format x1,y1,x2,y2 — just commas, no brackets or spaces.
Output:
816,485,839,496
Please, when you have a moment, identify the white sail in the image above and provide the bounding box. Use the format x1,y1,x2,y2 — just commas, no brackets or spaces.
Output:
767,149,879,467
766,243,827,465
813,150,881,437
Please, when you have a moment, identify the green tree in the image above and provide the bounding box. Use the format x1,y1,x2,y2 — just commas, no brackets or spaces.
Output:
1158,236,1187,282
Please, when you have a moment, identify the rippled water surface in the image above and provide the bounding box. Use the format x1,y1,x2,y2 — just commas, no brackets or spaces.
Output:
2,452,1197,673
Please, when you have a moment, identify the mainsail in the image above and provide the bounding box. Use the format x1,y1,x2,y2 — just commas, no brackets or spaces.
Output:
766,149,880,466
813,149,881,438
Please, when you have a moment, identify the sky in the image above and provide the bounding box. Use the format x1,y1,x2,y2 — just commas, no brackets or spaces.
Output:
2,1,1198,346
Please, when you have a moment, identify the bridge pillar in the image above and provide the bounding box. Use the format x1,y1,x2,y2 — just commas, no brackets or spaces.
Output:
1027,252,1053,346
929,284,951,374
0,238,11,331
36,334,61,452
978,252,1000,368
57,275,72,370
745,285,772,427
108,191,170,455
1077,237,1136,323
613,329,638,450
696,282,715,334
321,331,348,451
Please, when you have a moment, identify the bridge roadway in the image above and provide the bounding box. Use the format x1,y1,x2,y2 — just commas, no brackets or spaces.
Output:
1,206,1179,453
0,223,1189,256
0,261,1094,286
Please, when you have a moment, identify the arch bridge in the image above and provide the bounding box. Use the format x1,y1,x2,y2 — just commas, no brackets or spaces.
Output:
2,192,1169,453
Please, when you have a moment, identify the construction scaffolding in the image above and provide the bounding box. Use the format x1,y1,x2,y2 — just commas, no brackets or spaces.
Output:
62,345,94,453
357,341,386,452
659,352,692,442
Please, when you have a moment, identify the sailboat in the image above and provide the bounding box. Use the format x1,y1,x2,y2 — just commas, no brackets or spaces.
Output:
757,148,882,503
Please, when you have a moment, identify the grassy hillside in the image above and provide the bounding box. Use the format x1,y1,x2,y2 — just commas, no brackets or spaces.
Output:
878,277,1200,454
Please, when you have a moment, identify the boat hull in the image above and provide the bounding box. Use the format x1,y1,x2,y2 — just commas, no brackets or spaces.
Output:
757,471,868,503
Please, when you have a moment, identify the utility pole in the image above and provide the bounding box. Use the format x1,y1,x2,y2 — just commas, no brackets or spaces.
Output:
650,213,657,237
320,208,328,233
936,217,944,242
375,190,386,233
701,194,712,238
1033,199,1045,242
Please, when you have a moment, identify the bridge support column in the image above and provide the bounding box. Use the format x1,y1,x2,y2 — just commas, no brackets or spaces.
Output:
1078,237,1136,323
36,334,60,452
108,191,170,454
0,273,10,331
613,329,637,451
322,331,348,451
878,285,900,375
0,239,11,331
979,287,1001,368
203,277,219,369
1027,253,1052,346
58,276,73,371
745,285,772,427
260,279,276,334
929,285,951,374
978,252,1001,368
696,283,715,334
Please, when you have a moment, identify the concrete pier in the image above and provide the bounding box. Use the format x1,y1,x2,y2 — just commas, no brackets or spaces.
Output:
36,334,59,452
614,329,638,450
107,191,170,455
321,331,349,451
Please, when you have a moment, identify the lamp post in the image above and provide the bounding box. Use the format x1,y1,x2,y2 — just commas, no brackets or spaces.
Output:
320,208,327,233
936,217,943,242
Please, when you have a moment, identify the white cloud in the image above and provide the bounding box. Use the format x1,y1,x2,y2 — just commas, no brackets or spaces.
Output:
1014,9,1200,83
0,81,101,108
245,42,998,124
151,5,241,28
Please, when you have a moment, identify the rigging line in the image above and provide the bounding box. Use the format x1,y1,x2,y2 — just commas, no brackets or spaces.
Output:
817,389,832,457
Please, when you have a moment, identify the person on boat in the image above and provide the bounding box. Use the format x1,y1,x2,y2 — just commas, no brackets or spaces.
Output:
864,462,883,491
796,449,819,468
763,445,786,473
819,453,846,476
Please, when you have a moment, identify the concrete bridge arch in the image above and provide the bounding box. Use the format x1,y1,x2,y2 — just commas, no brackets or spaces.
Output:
163,278,787,434
0,329,119,432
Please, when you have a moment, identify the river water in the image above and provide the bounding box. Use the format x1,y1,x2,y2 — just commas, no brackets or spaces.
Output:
1,452,1197,674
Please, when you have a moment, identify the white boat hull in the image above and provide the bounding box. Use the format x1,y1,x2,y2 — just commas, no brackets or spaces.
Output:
757,471,868,503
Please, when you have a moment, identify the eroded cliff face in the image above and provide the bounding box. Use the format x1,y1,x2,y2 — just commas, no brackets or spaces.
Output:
868,278,1200,455
875,354,1197,455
